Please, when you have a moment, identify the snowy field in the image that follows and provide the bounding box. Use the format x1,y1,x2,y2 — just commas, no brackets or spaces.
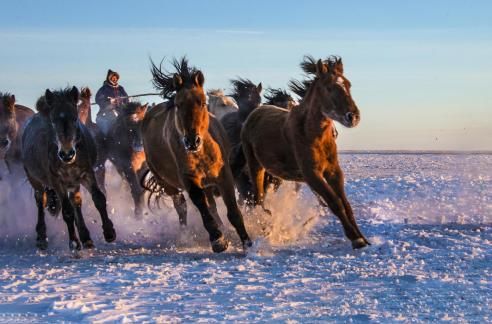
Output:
0,153,490,322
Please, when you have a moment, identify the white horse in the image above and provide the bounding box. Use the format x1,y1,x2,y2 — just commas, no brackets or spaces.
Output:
207,89,238,120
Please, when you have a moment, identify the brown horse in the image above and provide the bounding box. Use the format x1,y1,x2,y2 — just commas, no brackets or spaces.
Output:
141,57,252,253
0,92,34,177
22,87,116,250
240,56,369,249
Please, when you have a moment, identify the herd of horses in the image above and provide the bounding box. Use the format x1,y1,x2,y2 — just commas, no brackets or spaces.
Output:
0,55,370,253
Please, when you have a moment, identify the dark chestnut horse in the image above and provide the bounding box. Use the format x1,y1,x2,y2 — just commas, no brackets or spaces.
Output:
22,87,116,250
240,56,369,249
141,57,252,253
0,93,34,177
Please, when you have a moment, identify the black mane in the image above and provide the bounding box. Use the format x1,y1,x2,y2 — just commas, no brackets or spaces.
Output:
264,88,293,105
119,101,143,115
289,55,343,99
150,56,198,100
35,87,78,114
229,78,258,101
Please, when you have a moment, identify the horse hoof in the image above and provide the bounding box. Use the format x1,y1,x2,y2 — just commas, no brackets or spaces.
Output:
352,238,368,249
211,235,229,253
36,239,48,250
83,240,95,249
103,227,116,243
242,239,253,251
69,240,81,251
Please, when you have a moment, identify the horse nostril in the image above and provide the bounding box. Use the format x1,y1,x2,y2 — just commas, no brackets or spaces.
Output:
58,148,76,162
194,136,201,147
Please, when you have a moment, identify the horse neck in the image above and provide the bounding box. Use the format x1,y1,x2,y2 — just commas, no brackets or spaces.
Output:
237,99,257,122
292,82,334,138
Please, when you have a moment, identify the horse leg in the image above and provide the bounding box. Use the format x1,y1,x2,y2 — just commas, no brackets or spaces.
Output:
235,170,252,205
205,187,224,227
217,168,252,249
171,192,187,226
83,174,116,243
34,189,48,249
302,168,367,249
69,189,94,249
61,195,81,250
95,160,106,195
116,162,144,218
186,181,227,253
324,167,369,248
242,141,267,210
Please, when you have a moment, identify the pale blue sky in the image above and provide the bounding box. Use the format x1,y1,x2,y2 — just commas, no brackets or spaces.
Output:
1,0,491,150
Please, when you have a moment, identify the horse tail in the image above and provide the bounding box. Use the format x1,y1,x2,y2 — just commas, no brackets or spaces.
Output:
140,169,166,210
45,188,61,216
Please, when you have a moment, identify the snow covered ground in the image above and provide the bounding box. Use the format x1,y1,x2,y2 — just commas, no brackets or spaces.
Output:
0,153,490,322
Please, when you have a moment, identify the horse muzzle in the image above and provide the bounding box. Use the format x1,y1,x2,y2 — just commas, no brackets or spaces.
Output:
58,148,77,164
343,111,360,128
182,135,202,153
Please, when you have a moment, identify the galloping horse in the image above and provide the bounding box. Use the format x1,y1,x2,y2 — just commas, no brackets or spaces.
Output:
141,57,252,253
240,56,369,249
0,92,34,177
22,87,116,250
220,79,264,202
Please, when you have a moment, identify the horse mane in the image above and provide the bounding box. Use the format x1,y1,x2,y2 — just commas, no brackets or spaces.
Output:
229,78,257,101
264,88,293,105
0,92,14,108
119,101,143,115
289,55,344,98
150,56,198,100
35,87,78,115
207,89,224,97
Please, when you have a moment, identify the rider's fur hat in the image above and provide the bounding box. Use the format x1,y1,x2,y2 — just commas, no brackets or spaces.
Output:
106,69,120,82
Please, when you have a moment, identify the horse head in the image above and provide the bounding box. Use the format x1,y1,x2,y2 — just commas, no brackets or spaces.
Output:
151,57,209,153
38,86,80,164
0,93,17,159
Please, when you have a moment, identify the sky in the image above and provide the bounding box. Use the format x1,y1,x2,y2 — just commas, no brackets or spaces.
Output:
1,0,491,150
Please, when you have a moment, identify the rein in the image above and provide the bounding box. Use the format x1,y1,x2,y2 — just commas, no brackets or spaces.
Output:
90,93,161,106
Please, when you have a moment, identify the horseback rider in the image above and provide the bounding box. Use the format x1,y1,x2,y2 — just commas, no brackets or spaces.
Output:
95,69,129,135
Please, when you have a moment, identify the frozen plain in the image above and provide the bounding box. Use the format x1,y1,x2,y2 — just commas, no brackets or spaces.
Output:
0,153,490,322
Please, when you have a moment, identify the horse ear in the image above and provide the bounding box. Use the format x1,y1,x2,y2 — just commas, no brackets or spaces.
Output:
194,71,205,88
141,103,149,113
5,95,15,108
80,87,91,99
257,82,262,93
173,73,183,90
45,89,55,105
316,59,328,76
70,86,79,104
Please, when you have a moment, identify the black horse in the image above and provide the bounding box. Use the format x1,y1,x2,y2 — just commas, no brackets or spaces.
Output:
97,102,149,218
22,87,116,250
220,78,263,203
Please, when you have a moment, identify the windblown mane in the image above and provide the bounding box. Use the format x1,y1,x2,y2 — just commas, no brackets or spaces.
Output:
0,92,13,108
288,55,344,99
35,87,78,115
150,56,198,100
264,88,294,105
229,78,257,101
